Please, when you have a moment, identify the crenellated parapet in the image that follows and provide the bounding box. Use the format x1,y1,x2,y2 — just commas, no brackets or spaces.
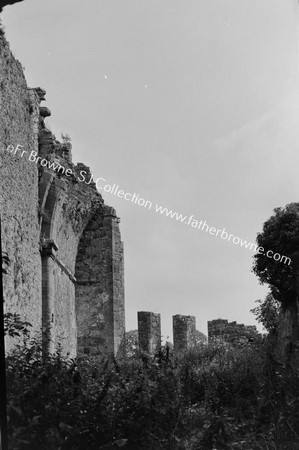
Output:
208,319,259,344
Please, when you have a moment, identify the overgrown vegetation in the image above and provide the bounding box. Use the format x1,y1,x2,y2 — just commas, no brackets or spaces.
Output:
250,293,280,335
5,324,299,450
253,202,299,306
4,202,299,449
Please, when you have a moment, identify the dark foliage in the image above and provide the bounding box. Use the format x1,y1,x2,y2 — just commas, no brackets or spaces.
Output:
0,1,24,14
251,293,280,335
5,329,299,450
252,203,299,306
4,312,31,338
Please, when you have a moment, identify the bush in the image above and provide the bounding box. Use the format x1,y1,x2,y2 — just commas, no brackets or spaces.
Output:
5,331,299,449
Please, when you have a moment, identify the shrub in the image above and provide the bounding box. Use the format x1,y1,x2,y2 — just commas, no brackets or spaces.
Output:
5,329,299,449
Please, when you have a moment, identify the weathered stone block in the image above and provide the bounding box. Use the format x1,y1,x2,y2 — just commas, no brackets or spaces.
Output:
173,315,196,353
208,318,258,344
138,311,161,356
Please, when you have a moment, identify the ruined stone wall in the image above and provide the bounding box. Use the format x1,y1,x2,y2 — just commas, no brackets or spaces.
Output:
75,206,125,357
53,265,77,355
0,32,125,358
276,302,299,367
37,100,125,358
173,315,196,352
38,159,102,357
137,311,161,355
110,213,125,355
0,34,42,351
208,319,258,344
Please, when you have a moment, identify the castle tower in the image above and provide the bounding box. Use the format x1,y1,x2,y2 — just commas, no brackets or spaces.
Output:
173,314,196,353
137,311,161,356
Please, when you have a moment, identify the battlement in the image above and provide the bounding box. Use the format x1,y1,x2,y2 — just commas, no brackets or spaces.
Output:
208,319,259,343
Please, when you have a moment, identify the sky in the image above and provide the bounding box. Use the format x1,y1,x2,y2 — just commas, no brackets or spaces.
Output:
2,0,299,339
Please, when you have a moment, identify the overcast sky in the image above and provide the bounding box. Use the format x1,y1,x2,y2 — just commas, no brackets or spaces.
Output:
2,0,299,339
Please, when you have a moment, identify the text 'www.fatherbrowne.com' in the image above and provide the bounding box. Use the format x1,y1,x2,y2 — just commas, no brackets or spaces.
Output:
2,143,291,266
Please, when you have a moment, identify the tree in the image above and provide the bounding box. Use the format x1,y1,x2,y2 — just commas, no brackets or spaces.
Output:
251,293,280,335
125,329,138,357
252,203,299,364
252,203,299,306
0,1,24,14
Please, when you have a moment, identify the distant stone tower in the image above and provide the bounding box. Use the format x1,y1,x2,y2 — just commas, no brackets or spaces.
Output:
173,315,196,352
208,319,258,344
137,311,161,356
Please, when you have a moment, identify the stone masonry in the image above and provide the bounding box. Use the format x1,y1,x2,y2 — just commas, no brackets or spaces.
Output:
208,319,258,344
173,314,196,352
0,32,42,350
137,311,161,356
0,32,125,358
